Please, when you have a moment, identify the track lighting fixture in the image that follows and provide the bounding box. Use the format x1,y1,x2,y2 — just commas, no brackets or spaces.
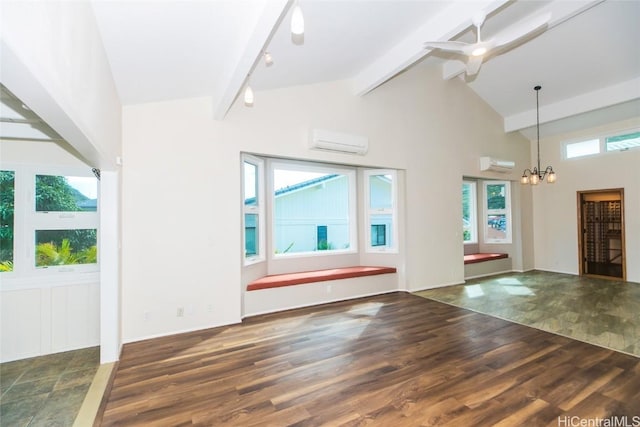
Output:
244,84,254,107
264,52,273,66
291,3,304,36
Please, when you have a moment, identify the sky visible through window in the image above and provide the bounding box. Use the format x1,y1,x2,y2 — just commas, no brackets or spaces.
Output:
243,167,330,200
66,176,98,199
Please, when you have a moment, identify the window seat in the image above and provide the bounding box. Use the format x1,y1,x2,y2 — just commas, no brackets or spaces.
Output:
464,253,508,265
246,266,397,291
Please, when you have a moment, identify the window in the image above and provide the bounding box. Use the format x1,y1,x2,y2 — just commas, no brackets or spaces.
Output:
364,169,397,252
316,225,328,250
566,139,599,159
35,229,97,267
240,156,400,262
483,181,511,244
32,172,98,270
242,155,264,264
564,129,640,159
371,224,386,246
36,175,98,212
605,130,640,151
0,165,99,277
272,160,356,256
0,170,15,272
462,180,477,244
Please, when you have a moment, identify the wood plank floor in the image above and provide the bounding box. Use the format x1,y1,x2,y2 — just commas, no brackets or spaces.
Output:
100,293,639,426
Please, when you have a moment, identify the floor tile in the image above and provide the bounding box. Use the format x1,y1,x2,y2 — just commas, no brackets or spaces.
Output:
0,347,99,426
416,271,640,358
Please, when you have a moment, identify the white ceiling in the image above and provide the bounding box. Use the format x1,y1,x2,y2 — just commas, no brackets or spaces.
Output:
87,0,639,139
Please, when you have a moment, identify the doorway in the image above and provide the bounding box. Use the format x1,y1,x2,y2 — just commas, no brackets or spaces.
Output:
577,188,625,280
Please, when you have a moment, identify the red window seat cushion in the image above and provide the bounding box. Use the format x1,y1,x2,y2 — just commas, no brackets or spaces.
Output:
247,266,397,291
464,253,508,265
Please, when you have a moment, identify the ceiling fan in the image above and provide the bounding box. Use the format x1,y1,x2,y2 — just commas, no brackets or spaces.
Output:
424,11,552,76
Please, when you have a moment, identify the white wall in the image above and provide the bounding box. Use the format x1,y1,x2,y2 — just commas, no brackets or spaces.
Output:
531,117,640,281
121,64,531,343
121,98,239,341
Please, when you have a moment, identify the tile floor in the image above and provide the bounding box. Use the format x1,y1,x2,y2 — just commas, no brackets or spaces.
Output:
416,270,640,357
0,346,99,427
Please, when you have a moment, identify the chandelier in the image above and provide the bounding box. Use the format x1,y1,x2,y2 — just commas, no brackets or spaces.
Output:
521,85,556,185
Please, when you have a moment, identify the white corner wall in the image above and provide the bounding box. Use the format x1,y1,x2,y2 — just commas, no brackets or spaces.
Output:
531,117,640,281
121,64,531,343
1,2,123,362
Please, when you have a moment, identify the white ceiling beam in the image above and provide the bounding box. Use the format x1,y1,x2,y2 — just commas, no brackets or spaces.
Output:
350,0,508,97
504,77,640,133
442,0,605,80
212,0,291,120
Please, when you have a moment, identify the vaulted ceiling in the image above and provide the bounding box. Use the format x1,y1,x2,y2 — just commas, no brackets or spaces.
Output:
4,0,639,144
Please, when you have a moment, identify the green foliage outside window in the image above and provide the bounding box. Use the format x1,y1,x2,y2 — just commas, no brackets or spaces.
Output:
35,230,97,267
35,238,97,267
0,171,15,271
486,184,506,210
36,175,95,212
0,172,98,271
35,175,97,267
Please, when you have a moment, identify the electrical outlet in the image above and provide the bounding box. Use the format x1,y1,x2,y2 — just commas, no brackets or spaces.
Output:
144,311,150,321
177,307,184,317
326,284,332,293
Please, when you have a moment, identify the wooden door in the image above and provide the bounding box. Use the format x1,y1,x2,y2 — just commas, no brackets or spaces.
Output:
577,189,625,280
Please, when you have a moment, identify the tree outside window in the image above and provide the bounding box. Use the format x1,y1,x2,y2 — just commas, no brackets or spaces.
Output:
0,171,15,271
484,181,511,243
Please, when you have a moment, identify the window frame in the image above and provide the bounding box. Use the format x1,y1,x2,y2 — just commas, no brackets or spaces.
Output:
0,163,100,281
482,180,512,244
269,158,357,259
242,154,265,265
363,169,398,253
462,180,478,245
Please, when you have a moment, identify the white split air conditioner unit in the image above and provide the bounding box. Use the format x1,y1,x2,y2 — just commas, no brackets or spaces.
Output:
309,129,368,155
479,156,515,173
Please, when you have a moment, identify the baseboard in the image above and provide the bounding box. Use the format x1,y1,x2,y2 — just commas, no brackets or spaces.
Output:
409,280,465,292
464,269,514,280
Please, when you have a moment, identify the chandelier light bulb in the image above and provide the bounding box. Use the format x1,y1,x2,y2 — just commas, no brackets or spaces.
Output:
531,173,540,185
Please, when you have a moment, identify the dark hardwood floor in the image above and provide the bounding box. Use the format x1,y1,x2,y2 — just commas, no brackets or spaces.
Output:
100,293,639,426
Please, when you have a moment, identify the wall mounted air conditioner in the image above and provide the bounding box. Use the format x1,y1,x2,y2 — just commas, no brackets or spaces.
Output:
479,156,515,173
309,129,368,155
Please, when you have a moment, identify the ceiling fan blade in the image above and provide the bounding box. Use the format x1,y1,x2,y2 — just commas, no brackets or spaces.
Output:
466,56,483,76
494,12,552,48
424,41,470,54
